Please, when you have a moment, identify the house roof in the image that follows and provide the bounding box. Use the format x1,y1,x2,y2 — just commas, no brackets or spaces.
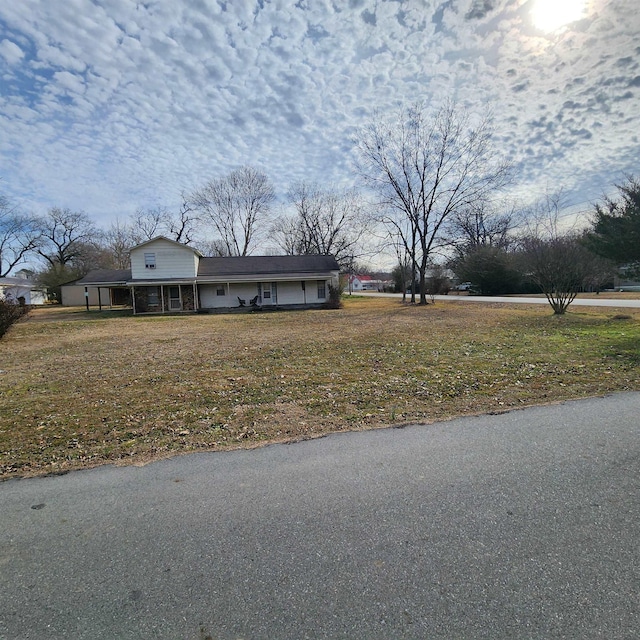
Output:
73,269,132,285
197,254,340,277
0,277,31,286
132,236,203,256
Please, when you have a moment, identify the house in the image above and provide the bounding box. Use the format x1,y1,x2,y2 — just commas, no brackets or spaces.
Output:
348,274,384,292
63,237,341,314
613,266,640,291
0,273,47,305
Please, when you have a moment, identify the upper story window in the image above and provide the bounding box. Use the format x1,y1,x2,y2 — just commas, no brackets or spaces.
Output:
144,253,156,269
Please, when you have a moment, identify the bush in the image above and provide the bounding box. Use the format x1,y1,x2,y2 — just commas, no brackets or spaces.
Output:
326,282,344,309
0,297,29,339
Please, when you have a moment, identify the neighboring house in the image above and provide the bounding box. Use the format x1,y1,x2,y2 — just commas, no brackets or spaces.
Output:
0,274,47,305
613,266,640,291
63,237,341,314
348,274,384,292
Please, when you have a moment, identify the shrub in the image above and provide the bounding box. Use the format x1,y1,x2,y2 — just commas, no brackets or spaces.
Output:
326,282,344,309
0,297,29,339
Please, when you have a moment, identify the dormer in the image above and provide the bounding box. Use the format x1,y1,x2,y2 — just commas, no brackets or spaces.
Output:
130,237,202,280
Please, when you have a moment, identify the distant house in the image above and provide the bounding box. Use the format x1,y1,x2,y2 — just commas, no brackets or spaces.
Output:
348,274,384,292
62,237,341,314
0,273,47,305
613,266,640,291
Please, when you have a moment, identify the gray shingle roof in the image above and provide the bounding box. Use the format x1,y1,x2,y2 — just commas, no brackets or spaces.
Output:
74,269,131,285
197,255,339,277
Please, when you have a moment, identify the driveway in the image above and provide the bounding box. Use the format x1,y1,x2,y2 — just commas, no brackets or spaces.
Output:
1,393,639,639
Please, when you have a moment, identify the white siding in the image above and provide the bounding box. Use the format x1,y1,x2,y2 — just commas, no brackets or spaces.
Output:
130,239,199,279
275,281,306,305
0,284,46,305
61,285,111,306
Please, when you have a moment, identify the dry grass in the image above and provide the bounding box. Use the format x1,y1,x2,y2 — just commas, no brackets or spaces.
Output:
1,298,639,478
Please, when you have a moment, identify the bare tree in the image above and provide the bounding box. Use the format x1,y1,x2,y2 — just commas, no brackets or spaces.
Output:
190,166,275,256
33,207,105,301
270,213,304,256
168,197,199,245
103,219,136,270
273,182,368,268
518,192,613,313
448,198,518,257
355,101,511,304
0,194,41,277
129,207,172,243
35,207,98,268
520,234,610,314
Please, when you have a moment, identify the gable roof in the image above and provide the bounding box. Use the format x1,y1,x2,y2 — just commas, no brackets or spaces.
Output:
132,236,203,256
197,254,340,277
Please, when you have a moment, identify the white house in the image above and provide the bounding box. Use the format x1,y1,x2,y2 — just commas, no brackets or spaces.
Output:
0,275,47,305
64,237,341,314
348,274,384,292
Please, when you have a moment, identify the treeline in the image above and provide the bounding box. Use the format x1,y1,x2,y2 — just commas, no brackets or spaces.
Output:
390,180,640,314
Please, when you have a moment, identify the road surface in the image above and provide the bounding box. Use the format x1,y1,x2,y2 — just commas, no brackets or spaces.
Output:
359,291,640,308
1,393,639,639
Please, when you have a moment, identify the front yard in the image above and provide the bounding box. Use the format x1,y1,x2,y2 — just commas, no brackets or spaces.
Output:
1,297,639,478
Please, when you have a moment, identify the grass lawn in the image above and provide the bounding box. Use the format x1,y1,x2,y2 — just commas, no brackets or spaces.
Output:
1,298,639,478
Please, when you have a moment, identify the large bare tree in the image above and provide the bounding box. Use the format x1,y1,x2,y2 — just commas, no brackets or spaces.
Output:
0,194,41,277
190,166,275,256
272,182,368,268
35,207,98,268
355,101,511,304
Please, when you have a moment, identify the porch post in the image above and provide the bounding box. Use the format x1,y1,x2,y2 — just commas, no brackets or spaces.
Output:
98,287,102,311
131,287,137,314
161,285,165,313
193,283,198,310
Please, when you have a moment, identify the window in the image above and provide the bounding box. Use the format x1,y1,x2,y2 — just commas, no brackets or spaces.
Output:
144,253,156,269
216,285,226,296
317,282,326,299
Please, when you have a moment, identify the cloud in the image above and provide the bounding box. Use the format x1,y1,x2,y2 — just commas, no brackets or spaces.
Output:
0,38,24,64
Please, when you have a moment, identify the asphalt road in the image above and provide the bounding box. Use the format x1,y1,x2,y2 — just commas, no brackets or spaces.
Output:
360,292,640,308
1,393,639,639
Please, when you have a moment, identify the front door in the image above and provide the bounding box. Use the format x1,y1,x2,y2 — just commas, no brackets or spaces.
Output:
168,286,181,310
261,282,277,305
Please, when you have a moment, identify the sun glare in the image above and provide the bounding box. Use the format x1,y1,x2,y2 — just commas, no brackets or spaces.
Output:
531,0,587,32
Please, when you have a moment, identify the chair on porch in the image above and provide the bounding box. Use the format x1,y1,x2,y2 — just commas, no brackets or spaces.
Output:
237,296,246,306
249,295,260,307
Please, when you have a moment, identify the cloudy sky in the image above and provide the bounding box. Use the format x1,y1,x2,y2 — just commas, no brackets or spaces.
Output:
1,0,638,231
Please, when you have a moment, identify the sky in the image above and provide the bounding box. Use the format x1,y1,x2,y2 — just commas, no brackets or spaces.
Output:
1,0,639,236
